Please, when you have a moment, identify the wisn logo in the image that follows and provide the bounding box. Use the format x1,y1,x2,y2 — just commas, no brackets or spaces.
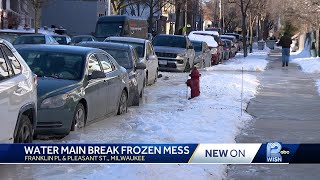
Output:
266,142,285,163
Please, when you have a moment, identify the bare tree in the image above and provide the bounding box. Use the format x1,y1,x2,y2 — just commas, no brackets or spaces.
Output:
25,0,50,33
111,0,141,15
248,0,265,53
284,0,320,56
141,0,172,32
228,0,252,57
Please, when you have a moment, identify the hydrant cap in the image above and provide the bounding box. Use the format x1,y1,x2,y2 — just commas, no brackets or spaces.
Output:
189,67,201,77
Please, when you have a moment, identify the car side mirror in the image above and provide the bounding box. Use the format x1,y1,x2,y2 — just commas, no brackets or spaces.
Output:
91,71,106,79
136,62,146,69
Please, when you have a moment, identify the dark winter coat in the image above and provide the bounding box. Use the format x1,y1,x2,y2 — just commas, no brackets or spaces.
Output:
278,35,292,48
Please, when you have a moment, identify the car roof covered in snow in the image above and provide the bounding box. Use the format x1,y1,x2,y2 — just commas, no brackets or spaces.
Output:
221,35,237,39
189,31,220,36
188,34,218,47
105,36,146,44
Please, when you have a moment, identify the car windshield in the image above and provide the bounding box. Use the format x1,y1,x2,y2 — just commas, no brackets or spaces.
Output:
108,40,145,58
72,36,93,44
13,36,45,45
153,36,186,48
192,41,202,52
53,36,67,45
101,49,132,69
224,41,231,47
18,50,85,80
95,23,123,37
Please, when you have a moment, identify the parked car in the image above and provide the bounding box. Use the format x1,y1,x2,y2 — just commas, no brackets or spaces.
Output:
0,39,37,143
13,34,59,45
16,45,129,136
224,33,243,50
221,35,239,52
223,39,237,58
152,34,195,72
188,33,219,65
189,31,224,64
52,35,72,45
191,40,211,68
222,39,230,60
77,42,146,106
105,37,158,85
71,35,96,45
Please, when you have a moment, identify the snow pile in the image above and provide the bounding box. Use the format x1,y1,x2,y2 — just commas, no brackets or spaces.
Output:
290,38,310,58
290,39,320,74
206,51,269,72
291,57,320,73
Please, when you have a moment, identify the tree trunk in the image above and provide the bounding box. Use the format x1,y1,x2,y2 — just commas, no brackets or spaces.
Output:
148,1,154,33
316,26,319,57
175,3,181,35
34,7,39,34
242,15,248,57
249,14,253,53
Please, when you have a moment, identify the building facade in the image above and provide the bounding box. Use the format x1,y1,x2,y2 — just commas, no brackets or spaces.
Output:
0,0,34,29
41,0,108,35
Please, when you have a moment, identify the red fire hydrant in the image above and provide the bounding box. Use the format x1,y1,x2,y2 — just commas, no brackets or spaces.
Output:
186,67,201,99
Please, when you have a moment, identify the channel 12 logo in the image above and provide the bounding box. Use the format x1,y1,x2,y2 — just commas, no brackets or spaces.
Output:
266,142,290,163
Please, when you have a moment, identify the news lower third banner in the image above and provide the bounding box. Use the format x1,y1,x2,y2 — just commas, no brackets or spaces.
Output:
0,143,320,164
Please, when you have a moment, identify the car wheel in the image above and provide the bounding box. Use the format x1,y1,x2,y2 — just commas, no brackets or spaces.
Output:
184,61,191,72
71,103,86,131
14,115,33,143
117,90,128,115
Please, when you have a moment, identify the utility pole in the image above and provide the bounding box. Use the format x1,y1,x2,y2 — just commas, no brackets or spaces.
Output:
184,1,187,35
108,0,111,16
219,0,222,29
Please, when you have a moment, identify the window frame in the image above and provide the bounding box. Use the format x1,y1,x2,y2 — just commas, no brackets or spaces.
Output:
87,53,104,77
1,44,22,76
96,53,116,74
0,45,15,82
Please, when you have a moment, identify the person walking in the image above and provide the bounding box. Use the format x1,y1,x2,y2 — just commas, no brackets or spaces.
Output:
278,32,292,67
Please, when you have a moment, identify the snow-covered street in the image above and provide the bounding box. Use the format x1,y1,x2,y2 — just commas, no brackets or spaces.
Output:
0,51,268,179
